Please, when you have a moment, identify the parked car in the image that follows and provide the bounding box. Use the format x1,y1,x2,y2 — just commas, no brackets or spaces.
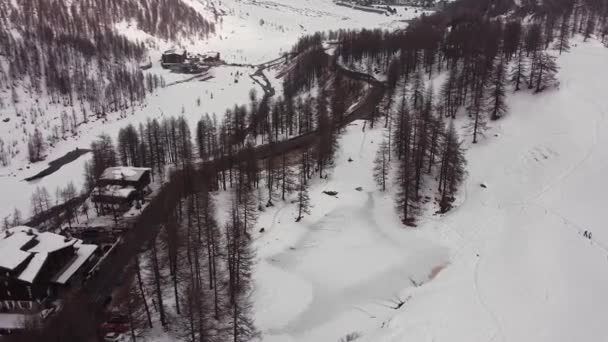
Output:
104,332,123,342
40,302,62,320
40,307,56,320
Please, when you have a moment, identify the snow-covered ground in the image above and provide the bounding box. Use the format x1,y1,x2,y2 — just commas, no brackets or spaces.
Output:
354,38,608,342
200,0,417,64
0,65,255,221
251,121,449,342
0,0,422,222
237,37,608,342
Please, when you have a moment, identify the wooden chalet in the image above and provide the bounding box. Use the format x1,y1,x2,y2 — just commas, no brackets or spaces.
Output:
202,52,221,63
0,227,97,314
91,167,151,210
161,49,187,68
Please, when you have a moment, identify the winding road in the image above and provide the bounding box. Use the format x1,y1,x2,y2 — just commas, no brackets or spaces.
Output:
81,51,387,314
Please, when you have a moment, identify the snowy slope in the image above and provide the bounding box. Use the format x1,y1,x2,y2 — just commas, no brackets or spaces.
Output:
0,65,256,221
251,121,448,342
199,0,418,64
0,0,423,222
117,0,420,65
244,37,608,342
355,38,608,342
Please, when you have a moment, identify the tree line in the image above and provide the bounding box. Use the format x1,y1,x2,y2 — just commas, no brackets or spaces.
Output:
114,177,258,342
80,63,361,196
373,76,466,224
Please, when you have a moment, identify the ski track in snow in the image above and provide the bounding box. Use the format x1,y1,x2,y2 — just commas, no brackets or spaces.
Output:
463,41,607,342
474,252,505,342
527,74,608,206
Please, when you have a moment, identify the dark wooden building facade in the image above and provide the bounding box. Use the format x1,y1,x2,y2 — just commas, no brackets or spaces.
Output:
0,227,97,313
91,167,151,210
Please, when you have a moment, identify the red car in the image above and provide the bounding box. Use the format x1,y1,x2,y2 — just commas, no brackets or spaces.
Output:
100,315,129,334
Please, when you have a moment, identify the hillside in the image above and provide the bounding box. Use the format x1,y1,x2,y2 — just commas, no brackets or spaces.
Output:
358,37,608,342
0,0,420,222
240,33,608,342
0,0,216,165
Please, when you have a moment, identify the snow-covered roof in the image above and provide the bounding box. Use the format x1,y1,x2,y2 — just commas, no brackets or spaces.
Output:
202,51,220,57
28,232,76,253
99,167,151,183
0,230,35,271
1,228,35,247
53,242,97,284
8,226,39,234
164,49,181,55
93,185,137,199
0,228,37,270
0,247,30,271
17,252,48,283
114,187,136,198
0,226,97,284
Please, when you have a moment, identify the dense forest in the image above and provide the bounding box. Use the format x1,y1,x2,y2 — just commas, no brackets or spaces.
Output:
0,0,215,165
